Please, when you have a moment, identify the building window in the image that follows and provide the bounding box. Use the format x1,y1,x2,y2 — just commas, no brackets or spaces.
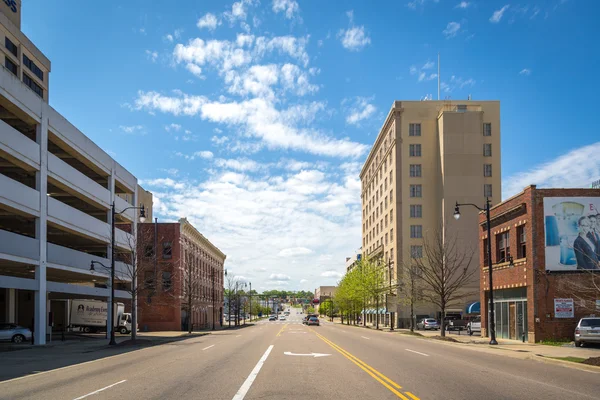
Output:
385,233,388,244
496,231,510,263
410,205,422,218
384,196,388,207
390,209,393,220
390,229,394,240
457,104,467,112
517,225,526,258
385,214,388,227
22,73,43,98
410,184,422,198
4,56,17,76
144,271,154,289
5,37,17,57
483,123,492,136
410,225,422,238
390,248,394,261
144,245,154,258
23,54,44,81
410,164,422,177
410,245,423,258
390,170,393,182
162,242,173,259
385,178,387,189
484,184,493,198
162,271,172,291
483,143,492,157
484,164,492,177
390,189,393,201
409,123,421,137
409,144,421,157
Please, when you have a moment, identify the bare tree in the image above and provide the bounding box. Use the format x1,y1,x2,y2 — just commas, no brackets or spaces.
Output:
179,247,208,333
397,261,424,332
412,227,478,337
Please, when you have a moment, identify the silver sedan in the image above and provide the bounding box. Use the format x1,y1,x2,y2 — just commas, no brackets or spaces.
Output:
0,323,32,343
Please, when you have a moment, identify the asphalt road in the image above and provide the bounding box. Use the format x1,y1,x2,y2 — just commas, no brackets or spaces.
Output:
1,308,599,400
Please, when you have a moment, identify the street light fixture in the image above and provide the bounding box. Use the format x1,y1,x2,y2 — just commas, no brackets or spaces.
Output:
454,198,498,345
91,203,146,345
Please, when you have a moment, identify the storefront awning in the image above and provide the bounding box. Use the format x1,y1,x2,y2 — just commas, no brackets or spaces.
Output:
466,302,480,314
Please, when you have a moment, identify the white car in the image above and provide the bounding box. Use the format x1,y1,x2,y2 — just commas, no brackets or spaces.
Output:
279,315,286,321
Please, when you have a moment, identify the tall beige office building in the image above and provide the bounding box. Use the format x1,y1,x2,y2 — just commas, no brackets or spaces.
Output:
360,100,501,327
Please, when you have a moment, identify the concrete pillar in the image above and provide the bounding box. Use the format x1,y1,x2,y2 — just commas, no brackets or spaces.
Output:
106,168,116,340
34,113,48,345
7,288,16,323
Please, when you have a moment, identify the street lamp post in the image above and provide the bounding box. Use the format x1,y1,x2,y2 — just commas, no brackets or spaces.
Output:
225,269,231,328
211,266,216,331
249,282,252,322
91,202,146,346
454,198,498,345
388,259,395,331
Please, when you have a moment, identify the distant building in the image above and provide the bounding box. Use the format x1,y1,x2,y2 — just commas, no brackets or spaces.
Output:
314,286,337,314
479,185,600,342
137,218,226,331
360,100,501,327
345,249,362,273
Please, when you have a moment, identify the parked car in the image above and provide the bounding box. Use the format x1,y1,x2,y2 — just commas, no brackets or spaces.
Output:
0,323,32,343
447,319,468,331
269,315,277,321
575,317,600,347
467,316,481,336
279,315,286,321
307,317,320,326
416,318,439,330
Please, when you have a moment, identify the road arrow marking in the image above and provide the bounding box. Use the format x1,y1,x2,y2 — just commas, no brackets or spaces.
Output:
284,351,331,358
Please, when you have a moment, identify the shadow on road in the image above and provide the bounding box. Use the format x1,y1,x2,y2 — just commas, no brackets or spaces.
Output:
0,332,208,382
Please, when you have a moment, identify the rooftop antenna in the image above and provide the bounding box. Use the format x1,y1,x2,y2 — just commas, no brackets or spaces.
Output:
437,52,440,101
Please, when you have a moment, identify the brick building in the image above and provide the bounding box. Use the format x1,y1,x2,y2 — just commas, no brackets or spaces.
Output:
479,185,600,342
137,218,226,331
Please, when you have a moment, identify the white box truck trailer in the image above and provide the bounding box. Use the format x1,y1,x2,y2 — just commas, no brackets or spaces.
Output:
70,299,133,334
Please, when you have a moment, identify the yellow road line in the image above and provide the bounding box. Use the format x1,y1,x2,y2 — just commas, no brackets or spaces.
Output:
276,323,287,337
405,392,420,400
309,328,413,400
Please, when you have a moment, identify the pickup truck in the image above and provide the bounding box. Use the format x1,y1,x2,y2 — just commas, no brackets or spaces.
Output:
467,317,481,336
446,319,468,331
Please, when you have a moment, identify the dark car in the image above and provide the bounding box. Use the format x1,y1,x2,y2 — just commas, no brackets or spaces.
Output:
307,317,320,326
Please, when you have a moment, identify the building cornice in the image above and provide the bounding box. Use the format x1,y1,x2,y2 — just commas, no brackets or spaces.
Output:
359,102,402,179
178,218,226,261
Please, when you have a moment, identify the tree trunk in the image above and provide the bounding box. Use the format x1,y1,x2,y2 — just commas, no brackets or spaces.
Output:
409,294,415,332
440,305,446,337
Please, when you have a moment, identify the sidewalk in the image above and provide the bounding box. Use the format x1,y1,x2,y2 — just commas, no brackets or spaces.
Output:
332,319,600,361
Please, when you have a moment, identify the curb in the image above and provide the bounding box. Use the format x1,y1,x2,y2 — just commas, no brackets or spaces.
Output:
533,355,600,373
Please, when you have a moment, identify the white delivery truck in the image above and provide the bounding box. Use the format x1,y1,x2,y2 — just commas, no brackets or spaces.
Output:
70,299,133,334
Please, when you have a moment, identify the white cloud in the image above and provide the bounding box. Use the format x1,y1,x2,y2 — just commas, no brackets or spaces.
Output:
299,279,308,284
455,1,470,8
224,0,258,23
407,0,440,10
165,34,174,42
338,10,371,51
410,60,438,82
176,150,214,160
519,68,531,76
197,13,220,31
212,135,230,145
196,151,214,159
186,63,203,78
145,50,158,63
119,125,145,135
344,96,377,125
502,142,600,199
134,91,368,158
164,29,183,42
278,247,313,257
440,75,475,93
269,273,291,280
490,5,510,23
442,22,461,38
141,162,362,290
215,158,263,172
165,123,182,132
321,270,343,278
272,0,300,20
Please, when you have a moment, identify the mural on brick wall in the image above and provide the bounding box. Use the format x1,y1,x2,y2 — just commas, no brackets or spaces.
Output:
544,197,600,271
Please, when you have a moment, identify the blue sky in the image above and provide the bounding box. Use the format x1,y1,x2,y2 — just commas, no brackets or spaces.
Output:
21,0,600,291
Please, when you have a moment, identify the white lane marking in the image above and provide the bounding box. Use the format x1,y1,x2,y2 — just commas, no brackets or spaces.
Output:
405,349,429,357
361,336,370,340
202,345,215,351
284,352,331,358
73,380,127,400
232,345,274,400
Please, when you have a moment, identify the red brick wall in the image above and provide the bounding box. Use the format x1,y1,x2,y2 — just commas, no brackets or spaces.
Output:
479,186,600,342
